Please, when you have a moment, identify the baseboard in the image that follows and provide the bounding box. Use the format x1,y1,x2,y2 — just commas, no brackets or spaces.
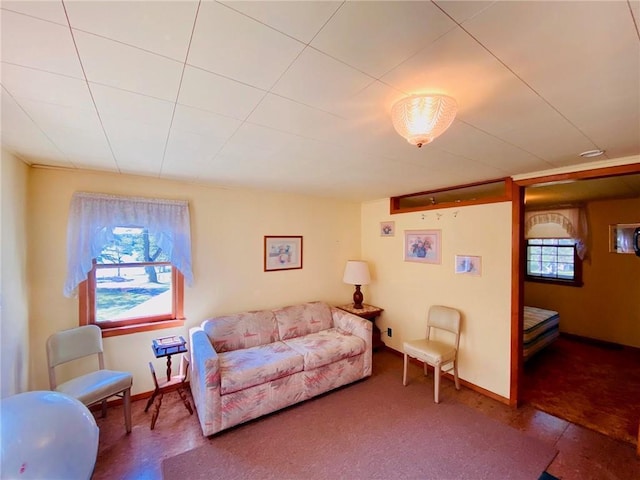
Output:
382,346,511,406
560,332,635,351
88,381,191,412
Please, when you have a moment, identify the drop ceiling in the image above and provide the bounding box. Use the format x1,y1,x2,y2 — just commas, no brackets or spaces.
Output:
1,1,639,202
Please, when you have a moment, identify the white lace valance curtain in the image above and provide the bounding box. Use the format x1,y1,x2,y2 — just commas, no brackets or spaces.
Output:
524,207,588,259
64,192,193,297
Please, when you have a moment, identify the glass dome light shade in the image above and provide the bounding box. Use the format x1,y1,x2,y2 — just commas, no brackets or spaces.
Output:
391,94,458,147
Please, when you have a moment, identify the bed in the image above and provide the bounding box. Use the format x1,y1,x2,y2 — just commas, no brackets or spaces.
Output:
523,306,560,361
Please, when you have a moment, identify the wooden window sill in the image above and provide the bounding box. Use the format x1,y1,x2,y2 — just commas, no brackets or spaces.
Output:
99,319,185,338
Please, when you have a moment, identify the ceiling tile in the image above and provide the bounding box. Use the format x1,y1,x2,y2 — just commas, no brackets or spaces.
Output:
311,1,455,78
434,1,497,24
435,121,553,174
178,66,266,120
220,1,341,44
171,104,242,138
14,97,102,137
494,107,600,164
0,63,93,108
271,48,375,111
1,1,68,24
163,129,229,169
65,1,198,61
224,122,305,159
1,90,72,167
45,126,116,170
73,31,183,101
90,83,174,130
247,93,349,143
0,9,83,78
101,116,167,174
188,1,305,90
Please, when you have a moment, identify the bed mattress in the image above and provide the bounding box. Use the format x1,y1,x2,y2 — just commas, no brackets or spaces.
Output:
523,306,560,361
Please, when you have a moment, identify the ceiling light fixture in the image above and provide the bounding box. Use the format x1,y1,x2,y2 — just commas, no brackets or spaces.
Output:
391,94,458,147
579,149,605,158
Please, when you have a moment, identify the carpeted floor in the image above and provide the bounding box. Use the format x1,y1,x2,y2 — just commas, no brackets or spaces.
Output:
523,334,640,445
164,358,557,480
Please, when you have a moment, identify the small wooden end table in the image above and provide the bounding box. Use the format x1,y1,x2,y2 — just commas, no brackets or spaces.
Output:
337,303,385,351
145,336,193,429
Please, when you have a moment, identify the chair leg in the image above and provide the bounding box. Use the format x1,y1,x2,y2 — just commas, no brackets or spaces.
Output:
144,387,159,413
403,353,408,386
434,365,441,403
101,399,107,418
150,393,163,430
123,388,132,434
423,362,428,377
177,387,193,415
453,359,460,390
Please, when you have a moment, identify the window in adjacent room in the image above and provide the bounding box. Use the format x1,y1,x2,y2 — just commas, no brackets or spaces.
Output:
65,192,193,336
524,207,587,287
526,238,582,286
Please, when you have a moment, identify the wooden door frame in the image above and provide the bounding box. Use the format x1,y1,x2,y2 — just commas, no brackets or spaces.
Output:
510,162,640,406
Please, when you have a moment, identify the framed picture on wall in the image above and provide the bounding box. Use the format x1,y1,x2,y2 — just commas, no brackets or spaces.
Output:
380,221,395,237
264,236,303,271
455,255,482,276
404,230,441,264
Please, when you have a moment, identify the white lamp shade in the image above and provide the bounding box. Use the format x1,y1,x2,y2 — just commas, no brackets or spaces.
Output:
343,260,371,285
391,94,458,147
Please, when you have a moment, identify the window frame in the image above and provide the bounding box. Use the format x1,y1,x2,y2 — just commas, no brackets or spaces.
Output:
79,260,185,338
525,238,583,287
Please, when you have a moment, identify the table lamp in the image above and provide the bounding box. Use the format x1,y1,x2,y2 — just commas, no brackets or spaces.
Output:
343,260,371,309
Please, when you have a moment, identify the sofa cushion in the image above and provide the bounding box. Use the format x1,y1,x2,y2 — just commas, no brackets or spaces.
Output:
274,302,333,340
282,328,366,370
218,342,303,395
203,310,279,353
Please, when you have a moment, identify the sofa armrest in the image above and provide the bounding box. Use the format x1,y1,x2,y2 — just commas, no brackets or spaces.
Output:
331,307,373,376
189,326,221,436
332,307,372,342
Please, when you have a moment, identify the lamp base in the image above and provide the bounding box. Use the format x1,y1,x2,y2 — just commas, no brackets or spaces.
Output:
352,285,364,309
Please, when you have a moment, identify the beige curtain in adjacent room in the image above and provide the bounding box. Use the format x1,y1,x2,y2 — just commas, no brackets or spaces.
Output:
524,207,589,259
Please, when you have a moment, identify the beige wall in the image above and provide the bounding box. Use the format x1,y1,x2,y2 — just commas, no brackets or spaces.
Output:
361,199,513,399
1,150,30,397
525,197,640,347
27,167,361,395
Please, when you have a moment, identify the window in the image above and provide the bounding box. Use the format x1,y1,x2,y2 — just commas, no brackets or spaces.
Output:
65,192,193,337
526,238,582,286
80,227,184,333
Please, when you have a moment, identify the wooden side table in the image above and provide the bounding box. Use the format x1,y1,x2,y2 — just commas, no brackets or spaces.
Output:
145,336,193,429
337,303,384,351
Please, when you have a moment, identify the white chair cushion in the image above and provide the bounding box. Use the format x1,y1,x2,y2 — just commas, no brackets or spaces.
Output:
56,369,132,406
404,339,456,366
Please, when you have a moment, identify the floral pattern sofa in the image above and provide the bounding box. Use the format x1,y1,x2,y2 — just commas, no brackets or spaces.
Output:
189,301,372,436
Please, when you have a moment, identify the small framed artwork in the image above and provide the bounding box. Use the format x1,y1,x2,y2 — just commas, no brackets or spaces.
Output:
264,236,303,271
380,221,395,237
455,255,482,275
404,230,441,264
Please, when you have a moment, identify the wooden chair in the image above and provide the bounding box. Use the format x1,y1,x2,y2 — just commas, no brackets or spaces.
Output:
46,325,133,433
402,305,462,403
145,354,193,430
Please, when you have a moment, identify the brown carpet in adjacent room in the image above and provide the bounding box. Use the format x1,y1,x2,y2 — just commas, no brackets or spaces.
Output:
523,334,640,445
163,357,557,480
